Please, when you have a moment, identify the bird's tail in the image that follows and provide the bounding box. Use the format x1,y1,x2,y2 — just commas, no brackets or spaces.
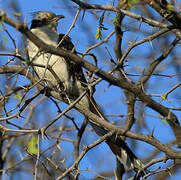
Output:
88,97,147,177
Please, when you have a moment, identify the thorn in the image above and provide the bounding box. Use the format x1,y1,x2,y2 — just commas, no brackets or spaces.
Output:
18,113,25,119
81,9,86,21
151,127,155,137
40,127,49,141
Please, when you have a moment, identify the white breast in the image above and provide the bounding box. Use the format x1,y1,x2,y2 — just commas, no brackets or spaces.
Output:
27,27,70,90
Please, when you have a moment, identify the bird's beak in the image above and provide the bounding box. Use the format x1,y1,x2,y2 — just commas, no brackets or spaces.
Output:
56,15,65,21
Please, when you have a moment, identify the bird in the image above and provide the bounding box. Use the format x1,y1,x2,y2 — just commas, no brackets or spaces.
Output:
27,11,147,178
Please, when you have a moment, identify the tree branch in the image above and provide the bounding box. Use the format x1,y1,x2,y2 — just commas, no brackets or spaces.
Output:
1,10,181,147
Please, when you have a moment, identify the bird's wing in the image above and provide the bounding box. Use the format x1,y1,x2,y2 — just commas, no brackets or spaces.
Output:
58,34,87,85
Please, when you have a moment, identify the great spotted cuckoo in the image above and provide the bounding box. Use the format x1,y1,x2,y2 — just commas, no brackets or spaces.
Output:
27,11,147,178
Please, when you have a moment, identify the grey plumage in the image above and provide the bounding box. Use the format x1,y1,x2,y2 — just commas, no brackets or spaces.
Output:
27,11,147,178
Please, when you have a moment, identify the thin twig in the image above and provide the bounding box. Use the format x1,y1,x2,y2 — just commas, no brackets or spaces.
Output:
56,131,115,180
84,30,115,54
120,27,174,65
57,8,81,48
41,89,89,134
34,133,40,180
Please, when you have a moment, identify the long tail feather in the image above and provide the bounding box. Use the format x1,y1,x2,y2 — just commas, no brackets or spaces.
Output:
89,96,147,177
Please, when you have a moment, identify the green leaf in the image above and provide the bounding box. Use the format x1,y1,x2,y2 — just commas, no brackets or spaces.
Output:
99,11,105,25
95,27,102,40
14,92,22,101
27,136,38,155
166,4,175,12
95,11,108,40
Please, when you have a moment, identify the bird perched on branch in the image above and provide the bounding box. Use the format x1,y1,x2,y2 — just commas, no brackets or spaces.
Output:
27,11,147,178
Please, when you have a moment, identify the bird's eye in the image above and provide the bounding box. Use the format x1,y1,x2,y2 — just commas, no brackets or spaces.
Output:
42,18,47,22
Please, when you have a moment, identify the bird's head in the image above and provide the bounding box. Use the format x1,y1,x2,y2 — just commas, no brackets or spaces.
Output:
30,11,65,32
